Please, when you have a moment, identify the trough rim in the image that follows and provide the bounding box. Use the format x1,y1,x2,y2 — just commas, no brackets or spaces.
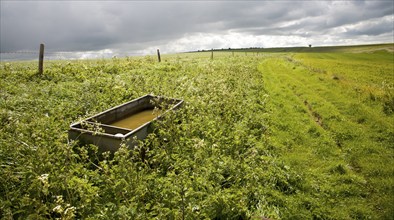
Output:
69,94,183,140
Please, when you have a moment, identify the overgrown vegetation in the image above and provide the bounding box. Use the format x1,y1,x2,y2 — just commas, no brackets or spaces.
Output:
1,46,393,219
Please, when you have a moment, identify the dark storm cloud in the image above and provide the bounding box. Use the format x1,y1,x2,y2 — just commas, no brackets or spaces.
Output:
1,1,393,54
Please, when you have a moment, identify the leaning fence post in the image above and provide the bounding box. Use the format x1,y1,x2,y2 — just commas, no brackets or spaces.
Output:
157,49,161,62
38,43,44,74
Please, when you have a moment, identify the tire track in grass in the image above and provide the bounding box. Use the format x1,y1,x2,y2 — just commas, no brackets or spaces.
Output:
260,56,343,166
267,55,393,162
303,99,324,128
288,53,394,218
283,54,393,174
259,57,349,218
259,54,394,219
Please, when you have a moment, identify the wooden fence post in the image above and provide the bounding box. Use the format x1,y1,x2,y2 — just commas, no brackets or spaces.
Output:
157,49,161,62
211,49,213,60
38,43,44,74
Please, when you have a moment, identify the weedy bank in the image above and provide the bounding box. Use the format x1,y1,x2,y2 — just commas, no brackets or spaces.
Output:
0,46,393,219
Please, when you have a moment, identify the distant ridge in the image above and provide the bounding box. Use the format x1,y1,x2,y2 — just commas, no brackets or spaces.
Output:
191,43,394,53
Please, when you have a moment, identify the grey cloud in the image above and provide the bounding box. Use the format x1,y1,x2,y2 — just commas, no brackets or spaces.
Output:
341,17,393,36
237,1,393,35
1,1,393,54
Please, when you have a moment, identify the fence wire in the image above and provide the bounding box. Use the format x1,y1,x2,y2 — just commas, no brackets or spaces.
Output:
0,50,147,62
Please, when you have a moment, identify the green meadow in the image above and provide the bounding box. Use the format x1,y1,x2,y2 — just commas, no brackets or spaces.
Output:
1,44,393,219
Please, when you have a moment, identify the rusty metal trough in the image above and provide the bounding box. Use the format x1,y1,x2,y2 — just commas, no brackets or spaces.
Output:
68,94,183,152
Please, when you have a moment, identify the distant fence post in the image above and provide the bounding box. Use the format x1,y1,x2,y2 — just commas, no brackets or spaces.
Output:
211,49,213,60
38,43,44,74
157,49,161,62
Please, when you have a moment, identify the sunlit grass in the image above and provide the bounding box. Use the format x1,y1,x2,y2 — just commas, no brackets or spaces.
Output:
259,50,393,218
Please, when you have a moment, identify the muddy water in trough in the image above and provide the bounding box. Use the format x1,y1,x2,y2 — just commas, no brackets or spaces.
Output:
110,109,160,130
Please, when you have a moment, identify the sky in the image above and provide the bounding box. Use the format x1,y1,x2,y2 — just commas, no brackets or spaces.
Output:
1,0,393,60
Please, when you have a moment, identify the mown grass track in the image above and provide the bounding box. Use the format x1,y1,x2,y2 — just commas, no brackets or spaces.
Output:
259,52,394,219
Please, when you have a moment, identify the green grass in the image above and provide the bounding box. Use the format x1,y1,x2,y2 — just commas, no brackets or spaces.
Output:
259,51,394,219
0,45,393,219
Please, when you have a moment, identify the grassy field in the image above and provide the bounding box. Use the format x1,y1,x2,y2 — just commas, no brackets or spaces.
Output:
0,44,393,219
259,50,394,219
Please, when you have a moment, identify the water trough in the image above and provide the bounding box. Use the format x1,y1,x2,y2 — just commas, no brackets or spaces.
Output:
68,94,183,152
